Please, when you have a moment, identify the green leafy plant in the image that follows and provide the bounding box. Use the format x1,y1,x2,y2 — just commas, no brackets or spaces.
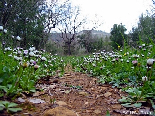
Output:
0,101,22,113
106,110,111,116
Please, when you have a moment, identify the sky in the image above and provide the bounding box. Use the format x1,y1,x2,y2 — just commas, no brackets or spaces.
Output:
70,0,153,33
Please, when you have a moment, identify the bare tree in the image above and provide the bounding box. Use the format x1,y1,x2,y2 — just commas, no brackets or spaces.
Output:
38,0,75,50
37,0,64,49
56,1,86,55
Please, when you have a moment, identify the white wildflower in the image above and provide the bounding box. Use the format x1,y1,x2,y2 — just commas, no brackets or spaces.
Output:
142,44,145,47
8,54,12,57
4,47,12,51
92,63,96,67
126,60,129,63
149,45,153,48
29,47,35,52
12,35,14,39
132,54,139,58
30,59,35,64
16,36,21,41
41,56,47,61
44,64,47,67
3,29,7,33
147,59,154,66
14,56,20,60
19,57,23,61
29,51,35,57
111,59,116,62
142,76,148,81
0,25,3,31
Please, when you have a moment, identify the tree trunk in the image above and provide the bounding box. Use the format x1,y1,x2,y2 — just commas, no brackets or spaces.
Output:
68,43,71,55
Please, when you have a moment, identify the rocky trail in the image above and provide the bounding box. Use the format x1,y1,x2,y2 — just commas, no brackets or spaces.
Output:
1,65,138,116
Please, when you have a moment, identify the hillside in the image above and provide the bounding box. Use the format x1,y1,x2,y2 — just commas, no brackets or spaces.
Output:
49,30,111,42
78,30,111,38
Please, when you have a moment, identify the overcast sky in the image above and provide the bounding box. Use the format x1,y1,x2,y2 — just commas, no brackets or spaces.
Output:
71,0,153,33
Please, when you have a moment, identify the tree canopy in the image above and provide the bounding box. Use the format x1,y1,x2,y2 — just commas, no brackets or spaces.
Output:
110,23,127,49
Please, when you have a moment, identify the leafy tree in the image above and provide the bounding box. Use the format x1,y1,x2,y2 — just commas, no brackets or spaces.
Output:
129,13,155,47
77,30,93,53
0,0,47,49
138,14,155,43
77,30,109,53
110,23,127,49
129,27,140,47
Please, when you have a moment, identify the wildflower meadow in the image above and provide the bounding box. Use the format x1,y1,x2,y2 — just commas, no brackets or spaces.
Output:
0,25,155,114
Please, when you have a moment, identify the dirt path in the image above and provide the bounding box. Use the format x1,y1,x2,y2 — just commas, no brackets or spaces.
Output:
2,64,134,116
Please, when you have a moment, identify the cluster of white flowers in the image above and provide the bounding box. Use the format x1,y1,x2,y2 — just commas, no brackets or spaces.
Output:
14,56,22,61
0,26,23,43
28,47,42,58
29,47,35,52
4,47,12,51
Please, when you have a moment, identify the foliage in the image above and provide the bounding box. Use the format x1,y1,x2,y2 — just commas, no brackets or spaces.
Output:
106,110,111,116
0,101,22,113
0,0,47,49
110,23,127,49
77,30,110,53
129,13,155,47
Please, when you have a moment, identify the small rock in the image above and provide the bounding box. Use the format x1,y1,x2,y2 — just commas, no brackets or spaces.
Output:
101,87,107,91
64,73,71,76
28,98,45,104
85,102,89,105
96,94,104,98
91,88,95,91
43,106,77,116
86,110,92,113
94,109,101,114
79,91,88,96
56,101,67,106
104,92,112,97
17,97,25,103
33,91,45,97
111,104,122,109
49,84,56,89
64,90,71,94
